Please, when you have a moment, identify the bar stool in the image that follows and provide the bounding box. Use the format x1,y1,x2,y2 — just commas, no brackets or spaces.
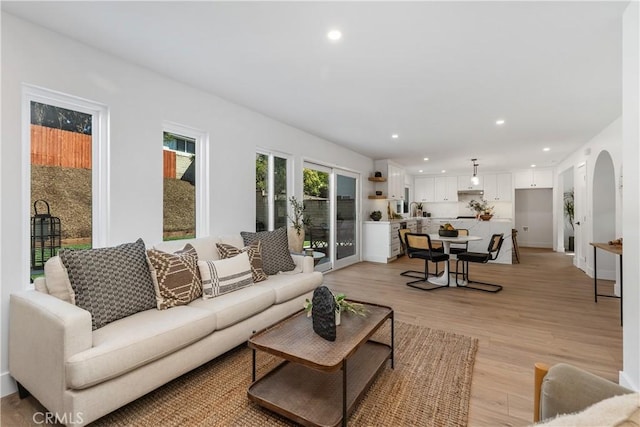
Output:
512,228,520,264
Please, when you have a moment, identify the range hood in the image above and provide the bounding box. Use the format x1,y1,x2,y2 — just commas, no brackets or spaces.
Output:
457,189,484,196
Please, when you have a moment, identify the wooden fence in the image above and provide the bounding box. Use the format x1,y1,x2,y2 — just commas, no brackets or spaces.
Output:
31,125,91,169
163,150,176,178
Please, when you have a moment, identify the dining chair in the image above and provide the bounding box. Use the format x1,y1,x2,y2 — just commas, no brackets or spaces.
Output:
454,233,504,293
403,233,450,290
449,228,469,256
398,229,441,279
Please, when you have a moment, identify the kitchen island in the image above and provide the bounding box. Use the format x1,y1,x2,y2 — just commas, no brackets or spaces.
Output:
363,217,512,264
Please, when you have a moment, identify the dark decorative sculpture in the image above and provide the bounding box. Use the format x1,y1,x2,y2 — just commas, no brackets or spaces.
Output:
311,286,336,341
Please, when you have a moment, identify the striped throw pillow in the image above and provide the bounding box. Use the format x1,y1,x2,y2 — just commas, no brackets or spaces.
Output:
198,251,253,299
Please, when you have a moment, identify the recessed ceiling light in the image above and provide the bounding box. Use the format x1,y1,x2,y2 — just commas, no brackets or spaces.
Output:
531,164,537,168
423,157,429,161
496,119,505,125
327,30,342,41
391,134,399,139
418,169,423,173
441,169,446,173
543,147,550,152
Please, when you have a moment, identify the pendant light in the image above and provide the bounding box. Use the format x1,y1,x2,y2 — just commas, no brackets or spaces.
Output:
470,159,479,185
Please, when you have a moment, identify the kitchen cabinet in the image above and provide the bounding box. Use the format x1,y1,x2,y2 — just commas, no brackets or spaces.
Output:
374,160,405,200
434,176,458,202
457,175,484,191
414,176,435,202
514,168,553,189
362,221,401,263
483,173,512,201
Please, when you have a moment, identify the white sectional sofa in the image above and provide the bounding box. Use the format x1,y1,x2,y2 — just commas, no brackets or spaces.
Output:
9,234,323,426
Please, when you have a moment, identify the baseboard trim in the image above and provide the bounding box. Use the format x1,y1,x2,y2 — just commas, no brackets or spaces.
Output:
619,370,639,391
518,242,553,248
1,370,17,397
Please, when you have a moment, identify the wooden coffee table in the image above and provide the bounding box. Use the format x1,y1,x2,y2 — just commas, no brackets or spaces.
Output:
248,301,394,427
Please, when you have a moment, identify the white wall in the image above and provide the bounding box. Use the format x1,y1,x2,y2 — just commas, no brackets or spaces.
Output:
592,152,617,279
553,118,623,278
514,189,553,248
0,13,374,396
621,0,639,391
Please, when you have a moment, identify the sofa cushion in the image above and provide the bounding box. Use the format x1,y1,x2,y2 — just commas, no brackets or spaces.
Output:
259,271,323,304
59,239,157,330
241,227,296,275
198,252,253,299
148,244,202,309
216,241,268,283
188,286,275,329
66,306,217,389
43,256,75,304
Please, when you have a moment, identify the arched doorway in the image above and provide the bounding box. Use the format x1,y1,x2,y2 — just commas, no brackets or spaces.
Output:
592,151,617,288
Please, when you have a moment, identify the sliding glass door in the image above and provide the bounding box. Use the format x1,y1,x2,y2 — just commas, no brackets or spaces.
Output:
303,163,331,271
335,171,358,268
303,162,359,271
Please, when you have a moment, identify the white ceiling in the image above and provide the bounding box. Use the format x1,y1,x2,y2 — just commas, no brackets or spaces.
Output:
2,1,627,175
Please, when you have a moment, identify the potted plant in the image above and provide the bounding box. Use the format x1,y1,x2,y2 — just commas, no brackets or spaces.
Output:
304,292,367,325
413,202,424,217
370,210,382,221
468,199,494,220
287,196,306,252
564,190,575,251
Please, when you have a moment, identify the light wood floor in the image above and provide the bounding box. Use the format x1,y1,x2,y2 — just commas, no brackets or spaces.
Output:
2,248,622,426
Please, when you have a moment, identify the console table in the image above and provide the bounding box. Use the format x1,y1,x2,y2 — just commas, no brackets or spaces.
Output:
590,242,622,326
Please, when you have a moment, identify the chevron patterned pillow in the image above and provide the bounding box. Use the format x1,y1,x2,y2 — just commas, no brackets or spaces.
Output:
216,240,268,283
147,243,202,310
59,238,156,330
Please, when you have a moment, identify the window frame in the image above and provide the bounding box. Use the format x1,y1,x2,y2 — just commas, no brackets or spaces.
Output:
256,149,292,231
22,84,109,286
162,121,210,239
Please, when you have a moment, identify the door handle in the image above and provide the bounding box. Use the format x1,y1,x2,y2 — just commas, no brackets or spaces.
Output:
575,221,581,226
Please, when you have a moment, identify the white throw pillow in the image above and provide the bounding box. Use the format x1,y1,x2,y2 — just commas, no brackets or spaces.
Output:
198,251,253,299
43,256,76,304
534,392,639,426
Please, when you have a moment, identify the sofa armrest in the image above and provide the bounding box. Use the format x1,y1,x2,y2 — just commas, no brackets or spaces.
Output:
9,290,92,412
536,362,632,422
291,254,315,274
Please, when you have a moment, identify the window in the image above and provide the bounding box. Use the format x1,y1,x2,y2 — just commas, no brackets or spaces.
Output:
23,85,108,283
163,133,196,155
255,151,289,231
162,122,209,241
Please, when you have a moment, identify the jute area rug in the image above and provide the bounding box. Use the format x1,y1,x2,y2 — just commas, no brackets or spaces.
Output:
94,321,478,426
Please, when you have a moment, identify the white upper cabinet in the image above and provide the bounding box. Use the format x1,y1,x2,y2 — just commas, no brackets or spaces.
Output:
483,173,512,201
457,175,483,191
374,159,406,200
513,168,554,189
414,176,435,202
434,176,458,202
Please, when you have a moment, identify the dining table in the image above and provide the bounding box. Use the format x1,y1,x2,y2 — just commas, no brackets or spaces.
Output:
427,233,482,287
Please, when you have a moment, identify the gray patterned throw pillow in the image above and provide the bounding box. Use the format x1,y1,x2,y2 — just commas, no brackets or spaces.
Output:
240,227,296,275
59,238,157,330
